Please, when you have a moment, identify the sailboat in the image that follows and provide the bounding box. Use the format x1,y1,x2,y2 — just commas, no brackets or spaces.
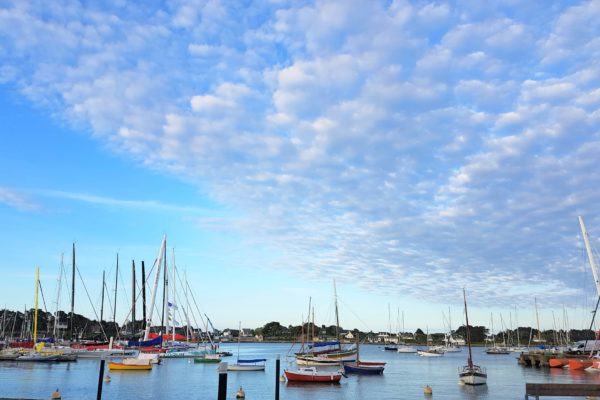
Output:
458,288,487,386
227,322,266,371
295,281,357,362
485,314,509,355
397,311,417,353
342,339,386,375
567,217,600,371
417,329,445,357
18,268,76,362
384,305,398,351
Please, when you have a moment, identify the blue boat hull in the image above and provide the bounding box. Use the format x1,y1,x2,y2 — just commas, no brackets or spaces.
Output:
343,364,384,375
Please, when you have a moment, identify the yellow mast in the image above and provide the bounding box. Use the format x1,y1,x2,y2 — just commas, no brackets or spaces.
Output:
33,267,39,351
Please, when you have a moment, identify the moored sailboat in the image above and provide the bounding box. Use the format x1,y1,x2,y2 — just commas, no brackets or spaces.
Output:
284,367,343,383
342,339,385,375
458,288,487,386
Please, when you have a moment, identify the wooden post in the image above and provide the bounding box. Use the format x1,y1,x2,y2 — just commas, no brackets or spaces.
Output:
275,354,280,400
218,362,228,400
97,359,105,400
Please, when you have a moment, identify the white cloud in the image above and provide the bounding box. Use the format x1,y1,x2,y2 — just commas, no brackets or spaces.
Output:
2,0,600,309
0,187,40,211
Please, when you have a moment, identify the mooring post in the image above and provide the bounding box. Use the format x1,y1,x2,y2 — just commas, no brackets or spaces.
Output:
97,359,105,400
218,362,228,400
275,354,280,400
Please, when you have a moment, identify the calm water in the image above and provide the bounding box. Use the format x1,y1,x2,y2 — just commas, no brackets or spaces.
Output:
1,343,599,399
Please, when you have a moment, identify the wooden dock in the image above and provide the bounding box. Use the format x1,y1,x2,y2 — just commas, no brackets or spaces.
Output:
518,351,555,367
525,383,600,398
517,351,582,367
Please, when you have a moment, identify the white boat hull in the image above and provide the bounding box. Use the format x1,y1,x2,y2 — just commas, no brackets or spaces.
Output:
459,373,487,385
396,347,417,353
227,364,265,371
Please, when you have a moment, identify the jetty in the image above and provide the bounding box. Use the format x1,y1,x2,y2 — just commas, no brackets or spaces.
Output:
525,383,600,398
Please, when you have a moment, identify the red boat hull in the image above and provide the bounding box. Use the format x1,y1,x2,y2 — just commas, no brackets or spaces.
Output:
548,358,568,368
284,370,342,382
568,359,593,370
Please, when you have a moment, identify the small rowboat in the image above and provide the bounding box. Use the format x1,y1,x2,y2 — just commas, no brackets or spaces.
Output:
568,358,594,370
284,367,342,382
343,361,385,375
108,361,152,371
109,358,153,371
548,358,569,368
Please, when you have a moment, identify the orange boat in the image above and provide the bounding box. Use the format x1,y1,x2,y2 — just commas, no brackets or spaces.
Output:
108,359,153,371
548,358,568,368
568,359,593,370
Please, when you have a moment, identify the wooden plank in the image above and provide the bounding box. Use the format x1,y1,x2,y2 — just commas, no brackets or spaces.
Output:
526,383,600,396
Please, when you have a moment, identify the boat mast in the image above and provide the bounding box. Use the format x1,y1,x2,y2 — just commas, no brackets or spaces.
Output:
141,261,147,328
70,243,75,341
463,288,473,369
579,216,600,297
143,236,166,341
33,267,40,351
333,280,340,346
113,253,119,337
132,260,136,337
172,248,176,344
534,297,542,342
161,243,168,335
100,270,105,331
53,254,64,338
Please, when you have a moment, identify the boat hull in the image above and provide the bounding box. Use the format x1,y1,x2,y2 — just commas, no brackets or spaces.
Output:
459,371,487,385
285,369,342,382
343,364,384,375
227,364,265,371
548,358,569,368
568,359,593,370
108,362,152,371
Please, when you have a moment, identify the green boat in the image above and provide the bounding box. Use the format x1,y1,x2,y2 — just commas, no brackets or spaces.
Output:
193,354,221,363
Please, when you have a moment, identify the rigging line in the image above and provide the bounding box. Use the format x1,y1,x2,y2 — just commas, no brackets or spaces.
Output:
38,281,49,316
117,259,158,329
175,268,204,335
337,297,372,332
186,280,214,345
117,262,131,322
75,266,108,341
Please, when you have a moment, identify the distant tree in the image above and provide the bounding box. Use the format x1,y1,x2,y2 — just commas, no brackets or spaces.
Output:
261,321,286,337
454,325,487,343
415,328,424,335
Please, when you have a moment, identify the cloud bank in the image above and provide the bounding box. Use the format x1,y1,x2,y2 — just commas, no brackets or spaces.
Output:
1,0,600,306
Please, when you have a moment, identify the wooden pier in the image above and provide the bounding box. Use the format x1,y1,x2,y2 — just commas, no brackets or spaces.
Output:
517,351,582,367
517,351,554,367
525,383,600,398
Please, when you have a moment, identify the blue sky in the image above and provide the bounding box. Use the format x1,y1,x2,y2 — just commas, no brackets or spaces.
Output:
1,0,600,334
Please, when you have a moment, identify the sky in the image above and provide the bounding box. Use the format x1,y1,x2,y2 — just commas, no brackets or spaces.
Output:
1,0,600,335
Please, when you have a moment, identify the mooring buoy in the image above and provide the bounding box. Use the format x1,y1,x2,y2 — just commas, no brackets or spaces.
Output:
424,385,433,395
236,386,246,398
51,388,61,399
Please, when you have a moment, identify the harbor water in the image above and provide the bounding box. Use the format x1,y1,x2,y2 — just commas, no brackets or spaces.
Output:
1,343,599,399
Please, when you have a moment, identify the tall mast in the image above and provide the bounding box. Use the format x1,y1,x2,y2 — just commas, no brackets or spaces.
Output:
132,260,136,336
113,253,119,335
141,261,147,328
143,236,166,341
70,243,75,342
161,242,168,333
172,248,176,343
463,288,473,369
33,267,40,350
100,270,105,328
333,280,340,345
534,297,542,342
53,254,64,338
579,216,600,297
